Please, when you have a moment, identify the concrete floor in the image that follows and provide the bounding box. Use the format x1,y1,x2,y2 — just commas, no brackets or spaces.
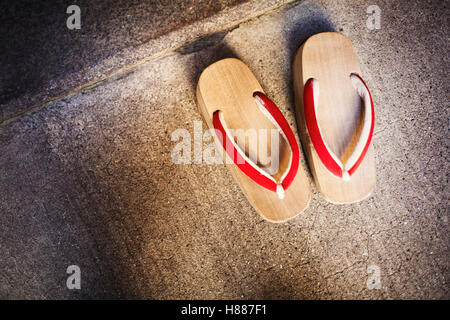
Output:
0,0,289,122
0,0,448,299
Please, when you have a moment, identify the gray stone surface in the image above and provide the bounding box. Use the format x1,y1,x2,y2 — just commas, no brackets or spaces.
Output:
0,0,293,123
0,0,448,299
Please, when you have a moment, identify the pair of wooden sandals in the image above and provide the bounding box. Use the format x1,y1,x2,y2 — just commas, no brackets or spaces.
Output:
196,32,376,222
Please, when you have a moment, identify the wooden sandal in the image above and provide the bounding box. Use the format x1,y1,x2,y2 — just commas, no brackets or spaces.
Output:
293,32,376,204
197,58,311,222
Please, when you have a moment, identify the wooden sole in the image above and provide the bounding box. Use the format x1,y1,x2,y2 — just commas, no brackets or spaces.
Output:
293,32,376,204
197,58,311,222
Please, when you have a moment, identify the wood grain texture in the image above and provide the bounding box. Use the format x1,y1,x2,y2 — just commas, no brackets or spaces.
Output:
197,58,311,222
293,32,376,203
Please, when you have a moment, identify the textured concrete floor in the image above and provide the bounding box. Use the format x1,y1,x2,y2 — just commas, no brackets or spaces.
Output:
0,0,291,123
1,0,246,110
0,0,448,299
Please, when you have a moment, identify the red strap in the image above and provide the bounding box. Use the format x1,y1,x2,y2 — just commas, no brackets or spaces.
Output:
212,92,300,198
303,74,375,180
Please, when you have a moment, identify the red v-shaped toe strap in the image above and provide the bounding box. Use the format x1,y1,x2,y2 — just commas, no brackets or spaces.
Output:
303,73,375,180
212,92,300,199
